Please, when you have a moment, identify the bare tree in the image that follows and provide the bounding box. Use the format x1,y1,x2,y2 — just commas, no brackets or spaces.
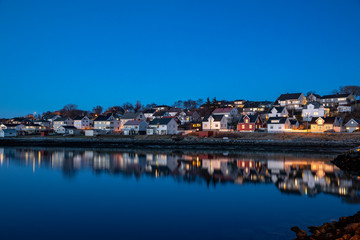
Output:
144,103,157,109
60,104,78,118
340,85,360,99
173,100,183,108
122,102,134,112
196,98,204,108
105,106,124,115
92,106,103,115
134,100,142,112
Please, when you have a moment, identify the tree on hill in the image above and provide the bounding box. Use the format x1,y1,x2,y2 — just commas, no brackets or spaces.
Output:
92,105,103,115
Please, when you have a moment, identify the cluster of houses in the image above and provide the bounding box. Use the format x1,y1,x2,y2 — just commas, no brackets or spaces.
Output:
1,92,359,137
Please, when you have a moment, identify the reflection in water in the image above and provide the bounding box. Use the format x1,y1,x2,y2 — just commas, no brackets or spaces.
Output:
1,147,359,203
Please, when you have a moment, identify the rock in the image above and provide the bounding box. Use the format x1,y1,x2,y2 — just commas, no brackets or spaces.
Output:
291,226,307,238
345,223,360,232
350,235,360,240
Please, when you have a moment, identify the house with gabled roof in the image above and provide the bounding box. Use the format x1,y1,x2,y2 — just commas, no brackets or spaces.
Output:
302,102,328,121
147,118,178,135
43,114,61,127
202,115,228,131
242,102,268,115
268,107,289,118
0,123,24,131
56,126,82,135
120,112,145,129
53,117,74,131
345,118,360,133
212,108,238,118
152,110,169,119
143,109,157,121
33,119,51,129
320,93,354,108
275,93,306,110
74,116,93,129
306,93,321,102
310,117,343,133
237,115,265,132
122,120,148,135
267,117,291,132
94,113,121,132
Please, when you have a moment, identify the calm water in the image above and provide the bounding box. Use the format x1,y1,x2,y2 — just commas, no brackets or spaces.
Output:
0,147,359,240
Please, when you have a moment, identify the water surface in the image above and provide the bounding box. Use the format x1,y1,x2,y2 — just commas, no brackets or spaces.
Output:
0,147,359,240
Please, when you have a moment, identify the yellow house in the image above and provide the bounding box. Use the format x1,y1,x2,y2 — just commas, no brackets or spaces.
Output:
310,117,342,133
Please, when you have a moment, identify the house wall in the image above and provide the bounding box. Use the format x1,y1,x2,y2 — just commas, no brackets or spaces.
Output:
302,105,326,121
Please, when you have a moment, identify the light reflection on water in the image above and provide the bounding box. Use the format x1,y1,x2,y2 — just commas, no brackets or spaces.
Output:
0,147,359,240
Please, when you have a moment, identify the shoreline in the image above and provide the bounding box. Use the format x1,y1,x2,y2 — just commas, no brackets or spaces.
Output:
1,136,359,153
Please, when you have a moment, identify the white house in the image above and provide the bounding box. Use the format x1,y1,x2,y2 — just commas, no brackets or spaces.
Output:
122,120,148,135
56,126,82,135
0,129,17,137
0,123,24,131
21,124,46,134
344,118,360,133
147,118,178,135
43,114,61,128
120,112,145,129
53,117,74,131
302,102,328,121
33,120,51,129
212,108,238,118
267,117,291,132
338,105,352,113
202,115,228,131
320,93,355,108
268,107,289,118
276,93,306,110
143,109,157,120
168,108,182,117
94,114,121,132
74,116,93,129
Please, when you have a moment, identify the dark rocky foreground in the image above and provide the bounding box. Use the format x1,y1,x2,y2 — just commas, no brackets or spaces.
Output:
332,148,360,174
0,136,359,153
292,211,360,240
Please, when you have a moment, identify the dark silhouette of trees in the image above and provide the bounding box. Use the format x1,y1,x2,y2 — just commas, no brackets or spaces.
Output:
122,102,134,112
134,100,142,112
92,105,103,115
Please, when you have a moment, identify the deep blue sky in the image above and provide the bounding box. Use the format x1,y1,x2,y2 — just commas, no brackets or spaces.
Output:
0,0,360,117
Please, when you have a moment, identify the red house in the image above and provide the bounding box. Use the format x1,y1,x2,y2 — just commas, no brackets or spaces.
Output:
237,115,265,132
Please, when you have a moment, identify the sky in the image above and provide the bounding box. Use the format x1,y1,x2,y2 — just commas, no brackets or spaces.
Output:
0,0,360,117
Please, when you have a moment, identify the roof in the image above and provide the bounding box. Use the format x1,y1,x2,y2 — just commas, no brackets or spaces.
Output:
303,102,321,109
243,102,261,109
124,120,146,126
310,117,339,124
62,126,77,129
94,115,110,121
267,117,288,124
289,119,298,125
149,118,174,125
143,109,156,114
153,110,167,117
321,93,351,99
346,118,360,124
43,114,59,120
121,112,141,119
168,108,182,113
238,115,259,123
277,93,303,101
212,108,233,114
202,115,224,122
270,107,285,113
1,123,22,127
73,116,88,120
54,117,71,122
